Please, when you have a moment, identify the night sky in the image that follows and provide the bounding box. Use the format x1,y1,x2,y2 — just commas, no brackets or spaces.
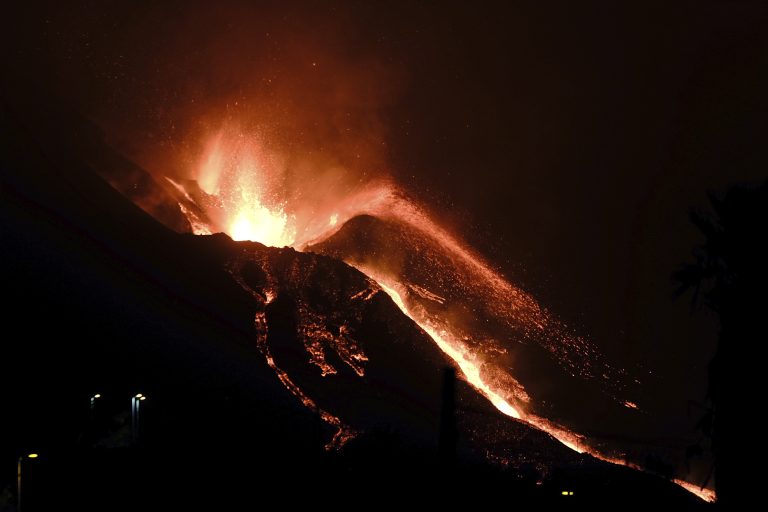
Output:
4,0,768,461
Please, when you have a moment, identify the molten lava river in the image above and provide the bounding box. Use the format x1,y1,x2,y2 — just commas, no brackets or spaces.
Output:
158,129,713,502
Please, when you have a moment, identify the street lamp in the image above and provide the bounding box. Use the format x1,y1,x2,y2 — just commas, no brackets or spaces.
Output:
90,393,101,411
17,453,39,512
131,393,147,444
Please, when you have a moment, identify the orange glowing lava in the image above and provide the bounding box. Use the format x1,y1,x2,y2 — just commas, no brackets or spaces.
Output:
229,203,293,245
172,128,715,503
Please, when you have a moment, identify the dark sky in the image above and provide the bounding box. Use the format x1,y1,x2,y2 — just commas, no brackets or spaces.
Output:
4,0,768,436
377,1,768,426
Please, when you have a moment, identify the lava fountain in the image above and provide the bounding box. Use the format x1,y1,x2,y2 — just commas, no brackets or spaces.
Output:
195,129,296,246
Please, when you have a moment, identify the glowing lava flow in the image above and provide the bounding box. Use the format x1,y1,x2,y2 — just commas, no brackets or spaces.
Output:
674,479,716,503
373,278,521,419
368,272,582,451
228,255,355,449
362,272,715,503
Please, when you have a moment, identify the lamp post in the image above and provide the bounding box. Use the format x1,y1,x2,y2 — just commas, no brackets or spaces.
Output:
81,393,102,447
90,393,101,411
17,453,38,512
131,394,146,444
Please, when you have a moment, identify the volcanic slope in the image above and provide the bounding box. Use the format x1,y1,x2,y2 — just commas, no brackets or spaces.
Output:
0,99,706,506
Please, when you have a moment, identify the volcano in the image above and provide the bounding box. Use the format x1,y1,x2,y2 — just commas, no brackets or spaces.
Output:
0,87,713,508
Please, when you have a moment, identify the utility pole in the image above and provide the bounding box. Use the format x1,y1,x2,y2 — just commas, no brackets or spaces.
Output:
17,456,22,512
438,367,457,469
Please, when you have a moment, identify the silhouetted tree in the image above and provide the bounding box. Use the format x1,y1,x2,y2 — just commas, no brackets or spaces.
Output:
674,180,768,508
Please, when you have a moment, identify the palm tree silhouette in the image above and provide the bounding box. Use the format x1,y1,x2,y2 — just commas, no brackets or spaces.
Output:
674,180,768,508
